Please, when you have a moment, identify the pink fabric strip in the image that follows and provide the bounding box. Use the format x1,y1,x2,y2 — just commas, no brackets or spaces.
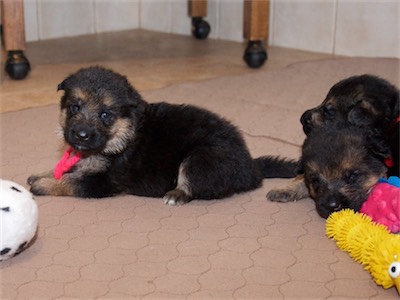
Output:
53,147,81,180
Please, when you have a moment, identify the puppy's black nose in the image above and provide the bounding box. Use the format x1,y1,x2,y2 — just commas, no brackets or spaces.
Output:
77,130,89,140
300,110,312,126
72,127,92,141
327,198,342,211
300,110,314,135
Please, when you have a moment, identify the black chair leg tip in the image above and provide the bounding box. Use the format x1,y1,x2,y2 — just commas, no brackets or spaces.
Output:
243,41,268,68
5,51,31,80
191,17,211,40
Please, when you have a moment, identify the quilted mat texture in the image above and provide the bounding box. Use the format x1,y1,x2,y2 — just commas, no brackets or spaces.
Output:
1,57,399,299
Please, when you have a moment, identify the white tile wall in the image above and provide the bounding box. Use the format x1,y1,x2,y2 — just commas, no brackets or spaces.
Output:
171,0,191,35
334,0,400,58
140,0,172,33
269,0,399,58
37,0,95,39
23,0,39,41
270,0,336,54
203,0,220,39
218,0,244,42
94,0,139,33
19,0,399,58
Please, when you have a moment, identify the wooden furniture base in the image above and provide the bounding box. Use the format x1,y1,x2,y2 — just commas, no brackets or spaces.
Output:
189,0,269,68
1,0,269,80
1,0,31,79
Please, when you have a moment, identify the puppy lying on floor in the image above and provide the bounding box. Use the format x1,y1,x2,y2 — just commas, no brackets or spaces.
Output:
267,74,399,217
301,74,399,176
28,66,297,205
297,125,388,218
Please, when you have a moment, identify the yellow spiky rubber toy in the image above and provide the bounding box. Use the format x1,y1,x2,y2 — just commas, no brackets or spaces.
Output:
326,209,400,294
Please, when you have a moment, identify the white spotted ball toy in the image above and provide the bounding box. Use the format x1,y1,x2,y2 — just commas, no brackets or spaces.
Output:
1,179,39,261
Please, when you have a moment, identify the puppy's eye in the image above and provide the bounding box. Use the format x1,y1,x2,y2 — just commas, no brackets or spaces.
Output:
99,111,112,121
308,175,324,195
308,174,322,188
322,104,335,118
345,170,360,184
70,104,80,114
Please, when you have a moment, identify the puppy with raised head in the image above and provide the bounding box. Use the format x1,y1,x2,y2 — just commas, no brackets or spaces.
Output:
301,74,399,176
28,66,297,205
267,74,399,207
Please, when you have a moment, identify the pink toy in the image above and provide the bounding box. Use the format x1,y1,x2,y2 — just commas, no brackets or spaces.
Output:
360,177,400,233
53,147,81,180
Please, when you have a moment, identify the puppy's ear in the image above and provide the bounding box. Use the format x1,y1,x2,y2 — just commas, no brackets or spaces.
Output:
367,129,391,159
126,85,146,109
57,81,65,92
391,92,400,120
348,100,376,127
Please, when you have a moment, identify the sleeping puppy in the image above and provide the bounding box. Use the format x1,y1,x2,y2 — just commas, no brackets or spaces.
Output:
267,74,399,210
268,123,389,218
28,66,297,205
301,74,399,176
300,125,388,218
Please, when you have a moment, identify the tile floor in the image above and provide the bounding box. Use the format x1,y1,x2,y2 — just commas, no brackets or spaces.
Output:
1,30,399,299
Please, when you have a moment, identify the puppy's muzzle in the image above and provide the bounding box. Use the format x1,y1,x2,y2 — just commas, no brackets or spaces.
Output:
71,125,94,141
300,110,314,135
316,194,344,219
67,124,103,152
74,128,90,141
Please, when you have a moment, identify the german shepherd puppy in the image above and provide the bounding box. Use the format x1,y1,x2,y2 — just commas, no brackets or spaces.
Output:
301,74,399,176
28,66,296,205
300,125,388,218
267,74,399,209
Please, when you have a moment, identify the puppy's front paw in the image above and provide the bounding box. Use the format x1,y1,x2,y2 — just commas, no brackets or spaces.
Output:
28,177,57,196
27,175,40,186
163,189,191,206
28,171,53,186
267,188,299,203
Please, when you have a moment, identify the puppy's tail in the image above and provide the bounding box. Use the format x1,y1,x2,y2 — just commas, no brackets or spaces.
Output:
254,156,298,178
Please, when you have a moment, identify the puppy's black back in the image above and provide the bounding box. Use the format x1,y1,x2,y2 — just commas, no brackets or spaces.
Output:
117,102,296,199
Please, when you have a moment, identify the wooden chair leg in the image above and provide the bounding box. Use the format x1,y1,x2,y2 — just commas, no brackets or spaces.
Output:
243,0,270,68
188,0,210,39
1,0,31,79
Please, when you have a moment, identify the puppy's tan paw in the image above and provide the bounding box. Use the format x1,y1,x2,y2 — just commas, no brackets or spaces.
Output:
267,188,299,203
28,171,53,186
163,189,191,206
29,177,58,196
267,175,309,203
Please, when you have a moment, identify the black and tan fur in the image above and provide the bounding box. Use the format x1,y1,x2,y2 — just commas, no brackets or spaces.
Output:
292,125,387,218
28,66,297,205
267,74,399,211
301,74,399,176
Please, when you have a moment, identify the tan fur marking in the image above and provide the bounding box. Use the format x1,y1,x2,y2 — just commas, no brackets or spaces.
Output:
29,176,75,196
310,112,323,127
59,108,67,131
103,118,134,154
266,174,310,202
176,162,192,197
75,155,109,173
308,184,317,199
358,100,378,116
102,94,114,107
71,88,89,102
363,174,385,193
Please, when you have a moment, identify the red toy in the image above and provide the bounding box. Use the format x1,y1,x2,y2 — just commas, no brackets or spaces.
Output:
53,147,81,180
360,176,400,233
